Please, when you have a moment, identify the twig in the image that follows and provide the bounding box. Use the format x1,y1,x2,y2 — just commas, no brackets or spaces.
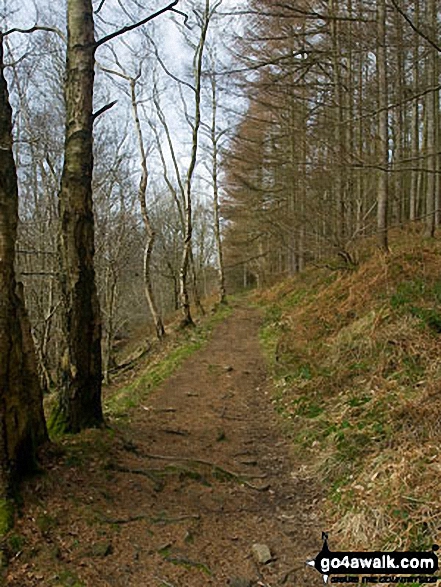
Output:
160,428,190,436
280,565,305,584
154,577,176,587
103,514,151,524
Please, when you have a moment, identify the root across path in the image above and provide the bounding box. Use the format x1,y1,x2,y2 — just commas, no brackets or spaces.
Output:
6,306,323,587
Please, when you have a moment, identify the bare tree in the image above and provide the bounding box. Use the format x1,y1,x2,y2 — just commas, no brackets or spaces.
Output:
53,0,105,433
178,0,216,326
53,0,179,432
131,73,166,338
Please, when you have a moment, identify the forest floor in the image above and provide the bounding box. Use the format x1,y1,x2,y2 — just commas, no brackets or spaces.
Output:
4,305,324,587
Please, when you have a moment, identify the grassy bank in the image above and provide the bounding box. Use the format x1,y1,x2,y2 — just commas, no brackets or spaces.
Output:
256,235,441,552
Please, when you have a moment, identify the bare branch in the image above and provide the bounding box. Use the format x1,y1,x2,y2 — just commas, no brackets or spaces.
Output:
95,1,183,49
94,0,107,14
171,7,191,29
389,0,441,53
93,100,118,121
3,25,66,43
147,35,196,93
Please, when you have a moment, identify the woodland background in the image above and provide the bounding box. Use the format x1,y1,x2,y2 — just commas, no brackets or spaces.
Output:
1,0,441,503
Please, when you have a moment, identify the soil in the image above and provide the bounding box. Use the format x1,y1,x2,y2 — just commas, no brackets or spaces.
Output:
5,305,324,587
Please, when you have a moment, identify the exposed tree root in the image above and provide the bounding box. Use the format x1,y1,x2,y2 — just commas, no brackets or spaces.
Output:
103,513,200,525
138,453,270,490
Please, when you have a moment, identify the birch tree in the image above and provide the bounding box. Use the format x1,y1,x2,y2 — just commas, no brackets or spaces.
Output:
52,0,179,433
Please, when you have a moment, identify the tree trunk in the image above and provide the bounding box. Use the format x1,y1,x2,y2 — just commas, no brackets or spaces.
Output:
189,247,205,315
409,0,420,223
0,34,48,500
376,0,389,252
424,0,437,238
53,0,104,433
130,79,165,339
179,0,210,327
103,265,116,385
209,69,227,305
329,0,346,246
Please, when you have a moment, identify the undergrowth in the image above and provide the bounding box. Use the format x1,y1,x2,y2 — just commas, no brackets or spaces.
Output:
256,236,441,552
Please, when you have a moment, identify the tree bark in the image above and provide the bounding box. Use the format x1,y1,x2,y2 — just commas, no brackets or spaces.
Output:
53,0,104,433
0,34,47,499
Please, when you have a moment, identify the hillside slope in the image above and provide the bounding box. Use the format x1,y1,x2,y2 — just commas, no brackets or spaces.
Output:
256,235,441,551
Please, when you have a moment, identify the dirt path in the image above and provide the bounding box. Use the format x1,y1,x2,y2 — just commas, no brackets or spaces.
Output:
6,306,323,587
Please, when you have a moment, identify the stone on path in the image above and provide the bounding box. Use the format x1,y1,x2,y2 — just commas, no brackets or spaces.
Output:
251,543,272,564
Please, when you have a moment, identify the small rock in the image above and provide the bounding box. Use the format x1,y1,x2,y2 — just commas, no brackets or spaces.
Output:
252,543,272,564
229,578,251,587
224,365,234,372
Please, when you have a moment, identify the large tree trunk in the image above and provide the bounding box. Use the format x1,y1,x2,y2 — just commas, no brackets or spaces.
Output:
52,0,104,433
0,35,47,500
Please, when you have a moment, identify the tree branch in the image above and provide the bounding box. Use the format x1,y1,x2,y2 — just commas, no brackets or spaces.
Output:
95,1,181,49
171,7,191,28
3,25,66,43
94,0,107,14
93,100,118,121
389,0,441,53
147,35,196,93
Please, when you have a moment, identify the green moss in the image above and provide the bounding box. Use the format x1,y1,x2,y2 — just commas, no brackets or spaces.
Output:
0,499,14,536
47,405,70,439
55,569,85,587
165,556,212,575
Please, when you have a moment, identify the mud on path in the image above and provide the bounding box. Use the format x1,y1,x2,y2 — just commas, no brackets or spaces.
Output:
6,306,323,587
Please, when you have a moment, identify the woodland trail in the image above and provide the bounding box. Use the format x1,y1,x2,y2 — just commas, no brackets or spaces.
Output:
7,305,323,587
